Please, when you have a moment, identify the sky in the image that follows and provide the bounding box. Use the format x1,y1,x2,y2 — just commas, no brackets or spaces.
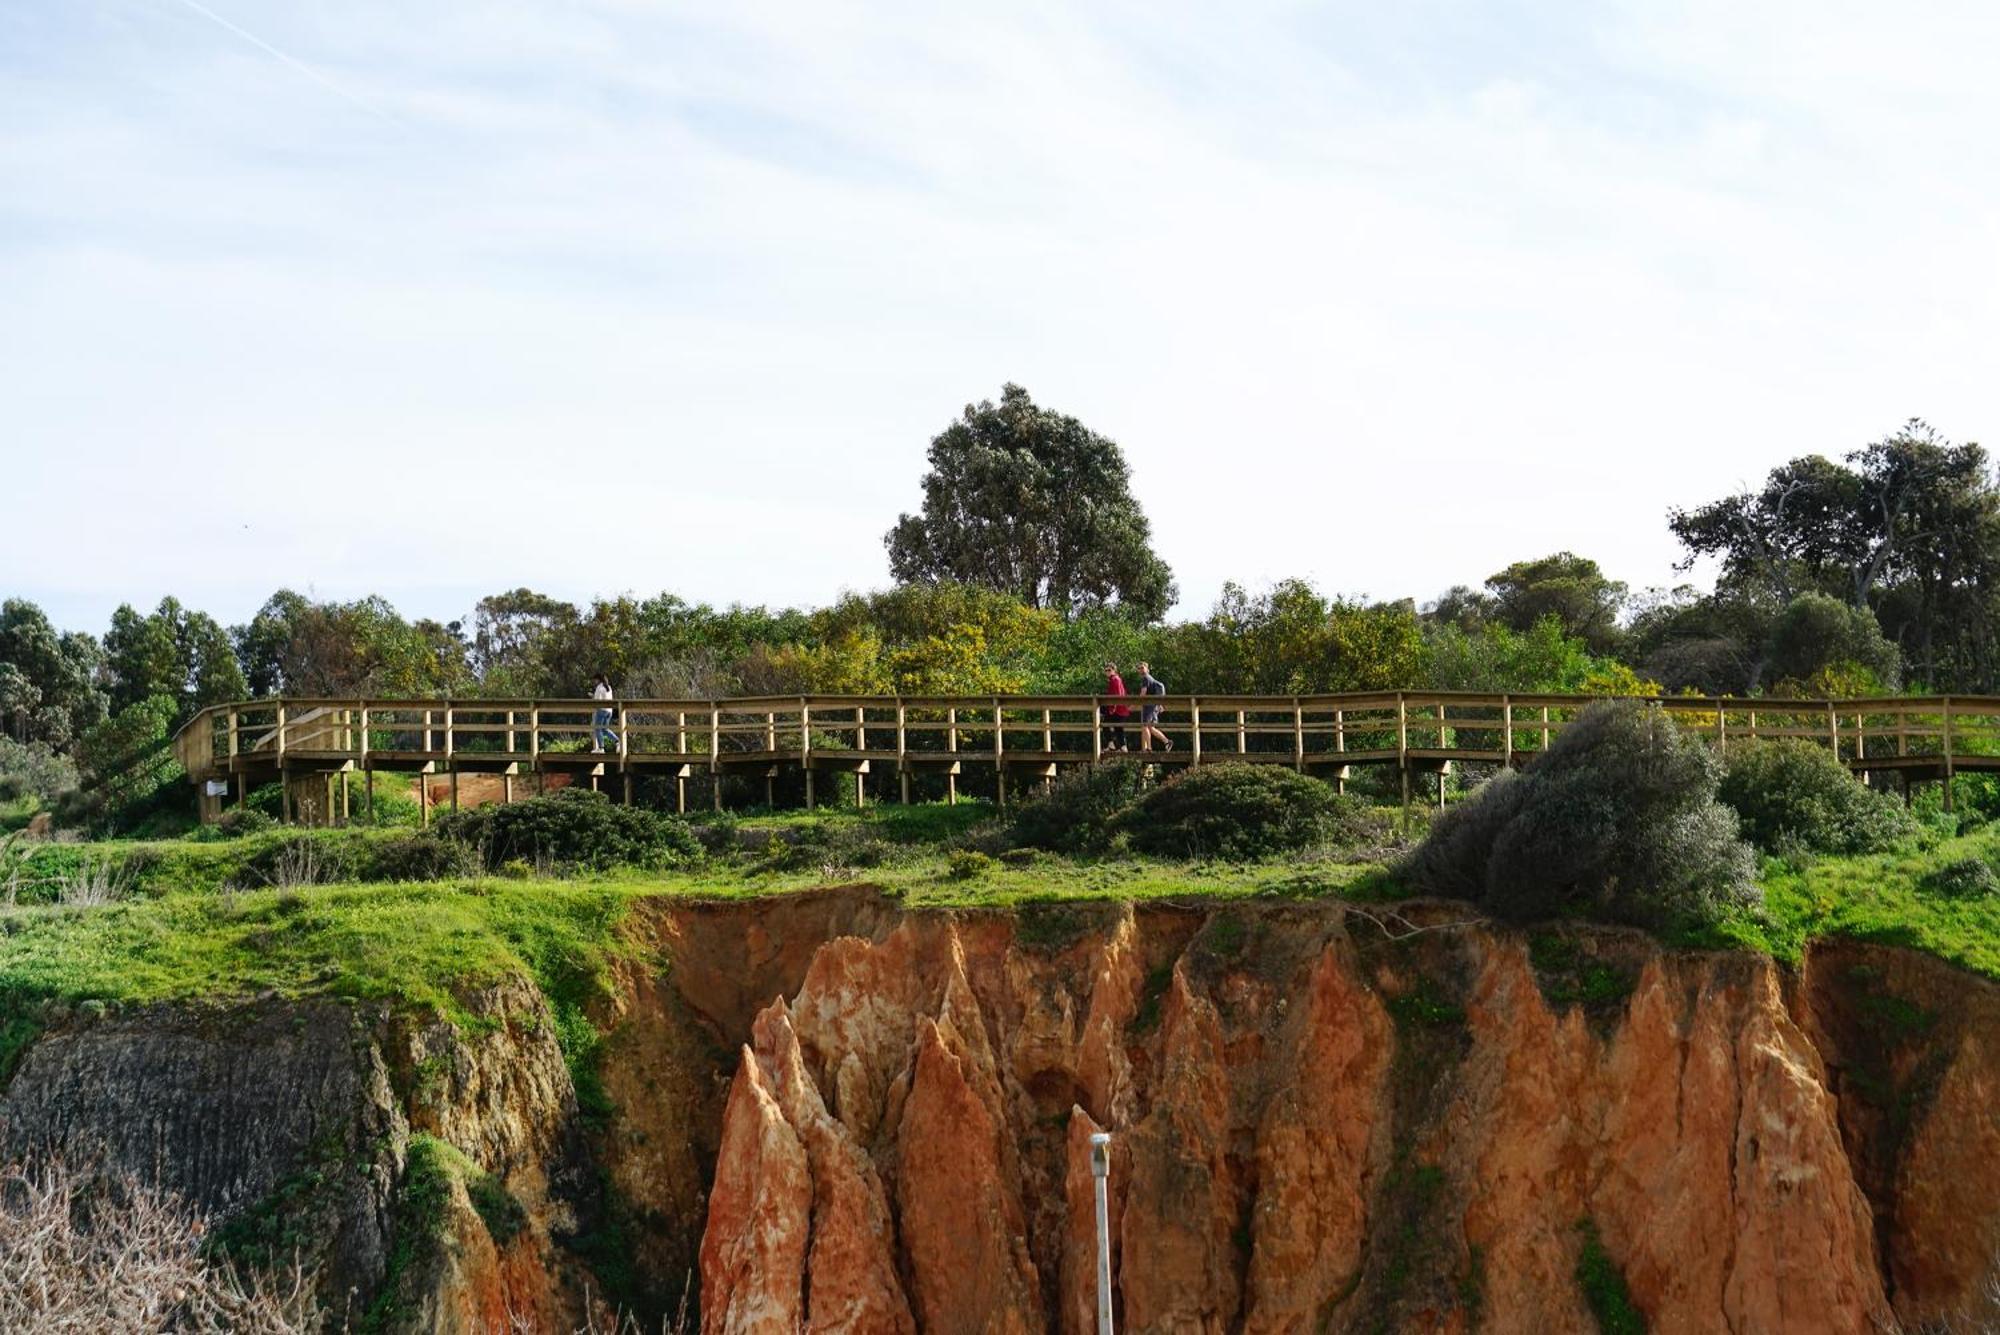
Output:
5,1,1999,635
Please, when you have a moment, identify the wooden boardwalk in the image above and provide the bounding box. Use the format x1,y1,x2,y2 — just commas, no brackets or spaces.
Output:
174,692,2000,823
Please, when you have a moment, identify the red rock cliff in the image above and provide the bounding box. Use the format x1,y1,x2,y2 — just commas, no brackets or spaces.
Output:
683,897,1998,1334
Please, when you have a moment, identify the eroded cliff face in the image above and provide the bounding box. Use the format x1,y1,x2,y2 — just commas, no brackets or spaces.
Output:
3,888,1996,1334
681,895,1999,1335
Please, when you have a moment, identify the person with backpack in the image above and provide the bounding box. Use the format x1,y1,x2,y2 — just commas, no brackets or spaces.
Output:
1101,662,1130,752
1135,660,1172,752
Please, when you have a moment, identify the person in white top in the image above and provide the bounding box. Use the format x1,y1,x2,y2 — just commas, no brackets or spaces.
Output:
592,674,616,753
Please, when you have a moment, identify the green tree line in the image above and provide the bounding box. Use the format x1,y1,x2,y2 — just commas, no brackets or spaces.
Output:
5,388,1991,832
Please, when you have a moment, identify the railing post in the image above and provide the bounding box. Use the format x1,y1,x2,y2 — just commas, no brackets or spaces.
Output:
1502,697,1513,767
618,702,628,760
1043,707,1053,755
1293,697,1304,770
1092,697,1103,764
1827,701,1838,761
277,701,288,761
506,708,516,754
227,707,240,760
422,708,432,754
711,703,722,770
1716,703,1726,757
947,706,958,804
530,703,541,763
1190,697,1202,765
856,703,867,753
1236,708,1246,755
1540,705,1550,750
897,699,909,803
1943,697,1955,812
445,702,455,760
993,698,1006,808
358,703,370,767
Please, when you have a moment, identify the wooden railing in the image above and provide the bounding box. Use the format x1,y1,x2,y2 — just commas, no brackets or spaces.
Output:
173,692,2000,782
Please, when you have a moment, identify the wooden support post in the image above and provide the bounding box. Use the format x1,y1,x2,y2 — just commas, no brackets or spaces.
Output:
900,769,911,804
1828,702,1839,761
340,771,350,825
854,772,865,808
1855,713,1865,763
1399,761,1411,830
1397,695,1409,769
1190,698,1203,765
277,702,288,763
358,705,370,769
712,772,721,813
993,699,1004,777
1502,697,1514,767
678,710,688,757
503,774,513,804
364,768,374,822
422,708,431,755
1438,765,1448,811
1437,701,1447,749
445,704,456,760
1293,698,1304,770
1236,709,1246,755
800,700,811,772
855,705,866,754
1042,708,1052,755
419,773,429,828
281,766,292,823
764,711,774,753
806,770,816,810
450,768,460,812
678,776,688,813
530,705,540,765
623,772,633,806
1335,708,1344,761
1717,704,1727,757
1092,697,1103,765
618,703,628,761
1540,705,1550,751
507,709,516,755
227,708,240,761
1943,698,1955,812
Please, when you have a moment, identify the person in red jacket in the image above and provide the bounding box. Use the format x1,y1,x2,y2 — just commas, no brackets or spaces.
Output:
1101,662,1130,752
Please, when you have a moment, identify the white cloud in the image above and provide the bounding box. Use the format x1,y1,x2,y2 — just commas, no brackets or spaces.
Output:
3,0,1996,632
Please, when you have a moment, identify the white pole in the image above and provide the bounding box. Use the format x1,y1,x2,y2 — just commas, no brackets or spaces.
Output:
1091,1131,1114,1335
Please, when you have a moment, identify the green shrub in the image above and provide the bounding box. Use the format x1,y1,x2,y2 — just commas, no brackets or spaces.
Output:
1401,701,1757,927
186,807,276,841
0,737,76,804
946,850,995,881
1718,740,1917,854
435,789,700,872
1923,855,1999,899
1007,762,1148,855
1120,763,1373,861
757,821,889,874
366,833,483,883
1575,1218,1645,1334
242,833,367,887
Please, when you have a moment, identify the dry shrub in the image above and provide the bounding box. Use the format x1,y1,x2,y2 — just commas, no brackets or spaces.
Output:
0,1158,318,1334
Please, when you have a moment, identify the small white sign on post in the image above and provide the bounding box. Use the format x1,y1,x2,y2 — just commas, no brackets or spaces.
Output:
204,780,229,798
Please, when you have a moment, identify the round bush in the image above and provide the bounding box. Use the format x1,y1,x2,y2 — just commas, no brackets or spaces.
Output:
435,789,702,871
1717,740,1917,854
1400,701,1758,927
1119,763,1369,861
1007,762,1148,856
1924,855,1999,899
365,833,483,883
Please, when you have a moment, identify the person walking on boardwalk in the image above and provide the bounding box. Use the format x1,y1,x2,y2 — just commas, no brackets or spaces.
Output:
592,674,617,753
1135,660,1172,752
1102,662,1130,752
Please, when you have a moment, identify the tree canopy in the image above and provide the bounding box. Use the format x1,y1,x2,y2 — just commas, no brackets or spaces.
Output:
885,384,1176,621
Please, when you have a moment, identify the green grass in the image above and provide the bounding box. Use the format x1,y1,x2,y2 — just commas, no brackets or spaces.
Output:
1683,826,2000,980
3,802,1999,1054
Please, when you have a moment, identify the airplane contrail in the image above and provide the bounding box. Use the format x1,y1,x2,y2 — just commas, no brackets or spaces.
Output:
161,0,400,125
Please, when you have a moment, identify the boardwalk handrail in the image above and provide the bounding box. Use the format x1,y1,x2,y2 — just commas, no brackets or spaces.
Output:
173,690,2000,782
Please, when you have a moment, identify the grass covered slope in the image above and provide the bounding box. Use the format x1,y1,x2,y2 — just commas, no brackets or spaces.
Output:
2,744,1999,1054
